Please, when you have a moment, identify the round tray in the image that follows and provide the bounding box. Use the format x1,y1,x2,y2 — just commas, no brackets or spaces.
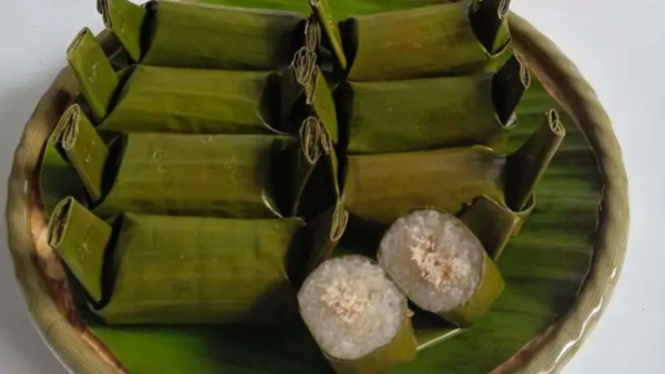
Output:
5,13,629,374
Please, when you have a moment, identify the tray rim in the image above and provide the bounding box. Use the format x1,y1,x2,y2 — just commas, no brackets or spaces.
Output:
4,14,629,374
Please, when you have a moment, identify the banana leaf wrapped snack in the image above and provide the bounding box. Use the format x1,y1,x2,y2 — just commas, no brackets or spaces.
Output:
326,0,512,81
100,66,282,134
67,28,314,135
40,105,296,218
298,256,417,374
343,110,565,255
379,210,504,327
48,197,306,324
99,0,305,70
338,54,530,154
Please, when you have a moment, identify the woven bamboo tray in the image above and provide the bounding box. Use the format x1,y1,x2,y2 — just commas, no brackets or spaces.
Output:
5,13,629,374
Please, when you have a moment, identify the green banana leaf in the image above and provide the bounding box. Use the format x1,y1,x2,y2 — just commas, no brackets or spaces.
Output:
48,197,113,303
40,106,91,216
341,0,512,81
55,104,109,201
52,200,307,324
310,0,348,70
68,70,601,374
95,133,292,218
196,0,453,21
304,200,349,278
101,0,305,70
98,0,146,62
339,53,529,154
460,196,535,260
343,110,564,225
101,213,306,324
100,66,281,134
67,27,119,121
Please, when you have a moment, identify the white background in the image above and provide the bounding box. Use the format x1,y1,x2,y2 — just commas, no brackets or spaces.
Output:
0,0,663,373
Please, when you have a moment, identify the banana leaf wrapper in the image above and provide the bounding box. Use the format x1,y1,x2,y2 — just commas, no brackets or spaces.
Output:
280,48,339,142
48,197,112,303
178,0,451,19
304,199,349,277
309,0,348,70
39,105,110,215
102,214,305,324
101,0,305,70
440,251,505,327
290,117,341,219
460,195,535,261
339,53,529,154
50,199,307,324
342,0,513,81
326,312,417,374
99,65,281,134
95,133,293,218
67,28,120,121
343,110,565,225
97,0,145,62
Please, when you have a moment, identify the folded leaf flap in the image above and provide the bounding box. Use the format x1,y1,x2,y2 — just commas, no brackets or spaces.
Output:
55,105,109,202
280,48,339,143
95,133,293,218
142,0,304,70
98,0,146,62
292,117,341,219
459,195,534,260
67,28,119,121
507,109,566,211
344,0,512,81
309,68,339,143
305,199,349,276
469,0,512,54
310,0,348,69
100,66,281,134
97,214,305,325
327,311,417,374
48,197,113,303
341,69,517,154
442,252,504,327
40,111,88,216
493,52,530,125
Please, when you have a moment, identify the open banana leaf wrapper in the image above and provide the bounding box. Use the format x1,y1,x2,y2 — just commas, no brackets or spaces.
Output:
338,53,530,154
29,0,604,373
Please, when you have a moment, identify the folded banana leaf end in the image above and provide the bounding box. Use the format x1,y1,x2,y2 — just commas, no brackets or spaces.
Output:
470,0,512,55
48,197,112,303
67,27,119,121
98,0,146,62
507,109,566,211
